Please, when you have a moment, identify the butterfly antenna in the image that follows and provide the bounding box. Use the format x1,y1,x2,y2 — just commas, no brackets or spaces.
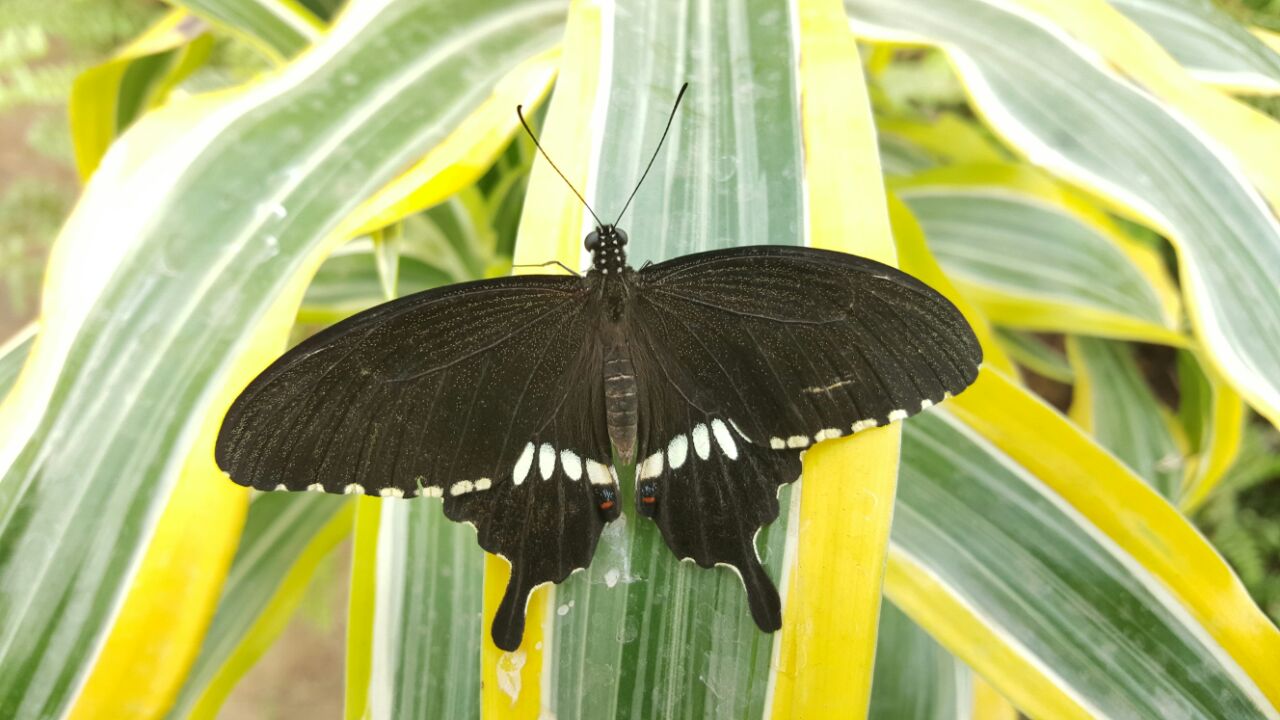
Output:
613,82,689,227
517,104,605,229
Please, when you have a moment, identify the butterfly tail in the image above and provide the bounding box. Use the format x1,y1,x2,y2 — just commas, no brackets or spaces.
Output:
736,555,783,632
492,572,534,652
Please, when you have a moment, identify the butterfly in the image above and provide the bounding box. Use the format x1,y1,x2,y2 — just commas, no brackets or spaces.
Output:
214,85,982,651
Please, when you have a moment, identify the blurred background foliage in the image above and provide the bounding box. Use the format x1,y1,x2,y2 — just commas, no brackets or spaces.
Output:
2,0,1279,716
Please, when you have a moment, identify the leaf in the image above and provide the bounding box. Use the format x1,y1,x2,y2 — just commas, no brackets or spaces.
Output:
69,10,213,179
166,493,352,719
1067,337,1183,498
1110,0,1280,94
849,0,1280,429
868,601,971,720
0,2,568,716
175,0,324,61
888,369,1280,717
894,164,1183,345
0,323,35,401
1177,350,1246,512
994,328,1073,383
365,496,484,718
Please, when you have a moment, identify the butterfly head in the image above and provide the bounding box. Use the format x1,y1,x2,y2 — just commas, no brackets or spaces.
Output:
586,225,628,275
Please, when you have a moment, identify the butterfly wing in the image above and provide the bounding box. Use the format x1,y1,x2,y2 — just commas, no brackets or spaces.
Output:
627,245,982,629
216,274,619,651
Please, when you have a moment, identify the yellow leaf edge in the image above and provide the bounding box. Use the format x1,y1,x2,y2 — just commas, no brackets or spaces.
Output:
767,2,901,717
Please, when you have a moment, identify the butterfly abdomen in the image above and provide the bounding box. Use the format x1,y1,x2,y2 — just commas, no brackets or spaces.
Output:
603,353,638,464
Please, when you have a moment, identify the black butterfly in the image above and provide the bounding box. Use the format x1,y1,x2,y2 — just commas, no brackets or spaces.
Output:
215,85,982,652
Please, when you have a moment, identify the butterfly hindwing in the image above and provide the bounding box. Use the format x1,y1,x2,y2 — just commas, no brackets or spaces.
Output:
629,361,800,630
215,274,620,651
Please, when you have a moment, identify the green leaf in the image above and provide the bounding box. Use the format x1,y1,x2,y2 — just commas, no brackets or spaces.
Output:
1177,349,1247,511
174,0,323,60
1111,0,1280,94
365,499,484,718
868,601,971,720
849,0,1280,429
166,493,352,719
1067,337,1183,498
994,328,1073,383
0,1,566,716
892,403,1274,717
0,324,35,401
898,182,1182,345
69,10,213,178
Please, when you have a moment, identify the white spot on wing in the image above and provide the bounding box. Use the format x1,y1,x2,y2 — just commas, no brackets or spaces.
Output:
423,486,443,498
786,435,809,449
729,419,750,440
711,419,738,460
639,452,664,480
667,434,689,469
921,399,934,410
770,437,786,450
307,483,324,493
343,483,364,495
450,480,474,496
560,450,582,481
379,487,404,498
888,409,908,422
475,478,492,491
692,424,711,459
586,460,613,486
852,419,878,433
273,483,288,492
512,442,535,486
538,443,556,480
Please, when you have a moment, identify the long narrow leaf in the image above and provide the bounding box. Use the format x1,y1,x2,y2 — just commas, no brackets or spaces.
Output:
1067,337,1182,498
895,165,1183,345
887,369,1280,716
1110,0,1280,94
0,324,35,401
0,2,567,716
174,0,323,60
69,10,213,179
849,0,1280,429
167,494,351,719
868,602,971,720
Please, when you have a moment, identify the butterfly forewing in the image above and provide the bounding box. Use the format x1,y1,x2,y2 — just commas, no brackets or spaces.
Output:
632,245,981,448
215,274,619,650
